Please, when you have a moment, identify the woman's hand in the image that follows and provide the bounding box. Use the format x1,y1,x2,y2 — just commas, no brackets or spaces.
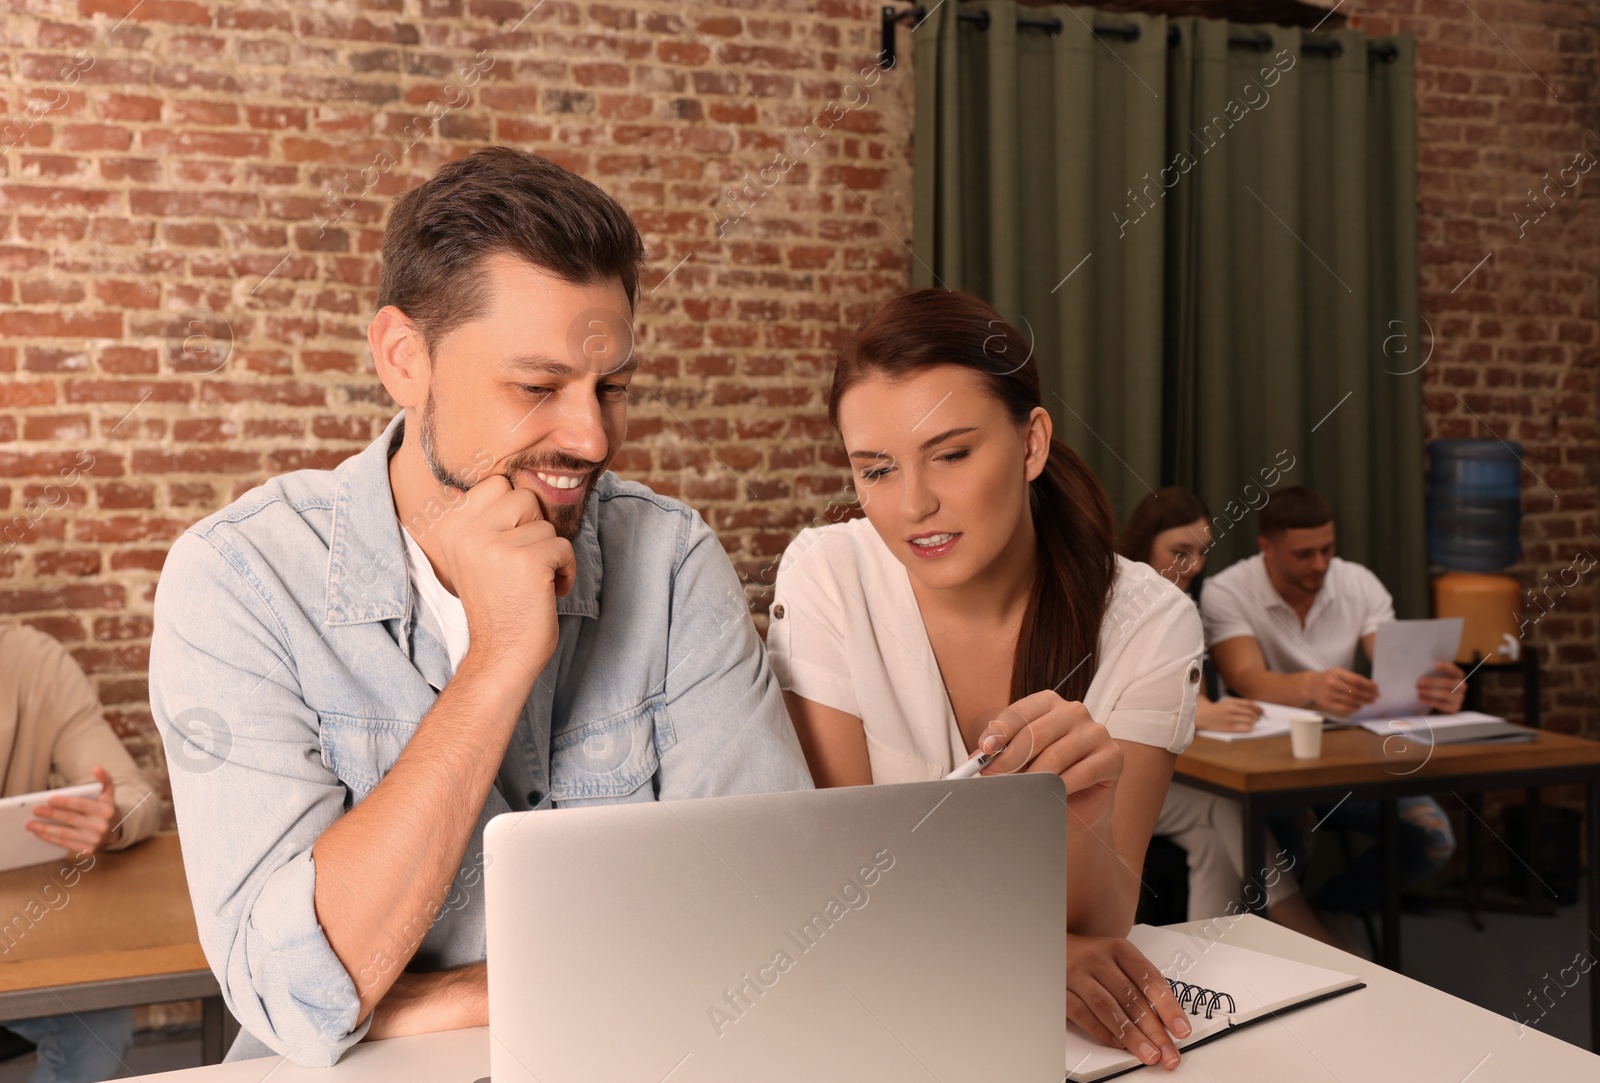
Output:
1066,933,1188,1070
1193,696,1262,733
972,691,1122,825
27,766,118,854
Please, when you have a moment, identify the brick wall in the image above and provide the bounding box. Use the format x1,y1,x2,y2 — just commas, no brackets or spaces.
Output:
1,0,1597,836
1343,0,1599,734
0,0,915,810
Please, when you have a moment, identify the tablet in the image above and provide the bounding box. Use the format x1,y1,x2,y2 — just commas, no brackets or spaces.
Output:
0,782,102,873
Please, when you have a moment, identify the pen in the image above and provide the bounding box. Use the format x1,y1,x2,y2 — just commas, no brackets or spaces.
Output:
944,744,1004,780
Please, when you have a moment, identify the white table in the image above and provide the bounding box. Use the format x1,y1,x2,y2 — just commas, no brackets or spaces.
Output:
133,915,1600,1081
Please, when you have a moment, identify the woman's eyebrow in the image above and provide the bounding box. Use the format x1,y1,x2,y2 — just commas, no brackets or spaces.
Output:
848,426,977,460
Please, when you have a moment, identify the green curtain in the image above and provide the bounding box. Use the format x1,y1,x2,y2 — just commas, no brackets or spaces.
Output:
912,2,1428,618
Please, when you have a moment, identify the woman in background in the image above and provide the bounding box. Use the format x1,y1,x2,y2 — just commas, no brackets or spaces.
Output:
1,620,160,1083
768,290,1204,1071
1119,488,1336,945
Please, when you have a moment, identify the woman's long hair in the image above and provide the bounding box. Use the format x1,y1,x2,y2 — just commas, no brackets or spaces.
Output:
1117,487,1212,567
827,289,1115,704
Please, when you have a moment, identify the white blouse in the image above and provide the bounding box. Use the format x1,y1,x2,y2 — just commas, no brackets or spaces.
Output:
766,517,1204,785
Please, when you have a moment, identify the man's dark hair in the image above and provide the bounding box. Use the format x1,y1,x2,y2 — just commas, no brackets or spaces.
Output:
377,145,645,350
1258,485,1334,537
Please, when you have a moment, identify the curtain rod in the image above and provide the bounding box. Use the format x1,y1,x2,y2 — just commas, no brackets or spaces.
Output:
878,5,1399,69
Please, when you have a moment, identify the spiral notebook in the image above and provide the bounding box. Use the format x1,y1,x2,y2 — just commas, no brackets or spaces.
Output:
1064,925,1365,1081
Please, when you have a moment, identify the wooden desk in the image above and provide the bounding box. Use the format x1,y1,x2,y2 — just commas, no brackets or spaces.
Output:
128,916,1600,1082
0,832,235,1063
1175,726,1600,1050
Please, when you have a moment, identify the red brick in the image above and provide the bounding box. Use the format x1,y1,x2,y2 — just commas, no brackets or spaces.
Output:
34,550,101,577
96,482,156,509
73,516,189,543
0,311,122,338
0,584,124,612
0,382,56,408
131,449,262,474
170,101,239,126
22,414,92,441
62,124,133,151
99,94,164,121
128,190,259,217
109,549,171,572
94,280,162,309
19,279,86,304
78,0,216,27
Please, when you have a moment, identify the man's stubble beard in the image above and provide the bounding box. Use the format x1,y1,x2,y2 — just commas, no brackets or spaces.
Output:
419,387,603,542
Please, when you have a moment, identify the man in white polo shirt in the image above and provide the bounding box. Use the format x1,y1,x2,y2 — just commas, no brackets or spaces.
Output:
1202,486,1461,918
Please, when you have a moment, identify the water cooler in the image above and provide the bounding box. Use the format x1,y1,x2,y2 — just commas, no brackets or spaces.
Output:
1427,440,1524,663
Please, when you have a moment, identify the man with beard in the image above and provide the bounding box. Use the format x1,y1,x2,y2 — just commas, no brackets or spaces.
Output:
1201,486,1460,932
150,147,812,1067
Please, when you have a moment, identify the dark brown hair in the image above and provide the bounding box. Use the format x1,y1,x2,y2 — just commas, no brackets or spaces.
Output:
1258,485,1333,537
377,145,645,350
1118,487,1212,565
828,289,1115,704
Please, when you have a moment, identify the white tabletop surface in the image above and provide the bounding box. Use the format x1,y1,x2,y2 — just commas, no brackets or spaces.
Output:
133,915,1599,1081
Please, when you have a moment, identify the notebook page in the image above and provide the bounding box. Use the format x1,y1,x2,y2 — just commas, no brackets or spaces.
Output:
1064,925,1363,1081
1193,701,1302,742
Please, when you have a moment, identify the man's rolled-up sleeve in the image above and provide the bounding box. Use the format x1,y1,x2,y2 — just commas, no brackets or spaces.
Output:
150,531,370,1066
656,513,815,799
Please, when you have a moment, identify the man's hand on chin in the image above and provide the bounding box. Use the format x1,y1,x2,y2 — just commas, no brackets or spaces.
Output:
363,963,488,1042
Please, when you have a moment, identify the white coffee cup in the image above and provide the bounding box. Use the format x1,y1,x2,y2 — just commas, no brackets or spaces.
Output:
1289,713,1325,759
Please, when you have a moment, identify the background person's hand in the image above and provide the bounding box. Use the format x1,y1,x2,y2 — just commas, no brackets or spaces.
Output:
1065,932,1188,1070
1299,667,1377,715
433,473,576,688
973,691,1122,824
1416,660,1466,713
27,766,118,854
1194,696,1263,733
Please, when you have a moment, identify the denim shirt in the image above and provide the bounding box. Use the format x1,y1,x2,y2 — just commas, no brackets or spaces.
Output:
150,411,813,1066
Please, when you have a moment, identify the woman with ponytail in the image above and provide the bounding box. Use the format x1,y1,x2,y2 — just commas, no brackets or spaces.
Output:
767,289,1203,1071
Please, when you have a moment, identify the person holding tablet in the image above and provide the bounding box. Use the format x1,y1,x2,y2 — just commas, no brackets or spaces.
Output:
767,289,1203,1072
1,620,158,1082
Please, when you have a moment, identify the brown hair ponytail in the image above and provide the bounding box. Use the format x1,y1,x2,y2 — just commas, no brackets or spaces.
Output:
829,289,1115,703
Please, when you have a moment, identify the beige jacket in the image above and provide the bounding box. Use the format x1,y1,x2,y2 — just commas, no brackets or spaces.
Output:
0,622,159,850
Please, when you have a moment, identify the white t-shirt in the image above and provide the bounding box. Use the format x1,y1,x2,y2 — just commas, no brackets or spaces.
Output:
765,517,1203,785
402,526,470,677
1199,554,1394,673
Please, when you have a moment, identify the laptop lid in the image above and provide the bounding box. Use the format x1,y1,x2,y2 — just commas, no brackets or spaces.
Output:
484,774,1065,1083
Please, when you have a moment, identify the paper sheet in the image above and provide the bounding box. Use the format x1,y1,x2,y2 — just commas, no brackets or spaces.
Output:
1346,618,1463,722
1194,700,1310,741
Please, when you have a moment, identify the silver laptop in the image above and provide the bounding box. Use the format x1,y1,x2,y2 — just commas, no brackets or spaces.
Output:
484,774,1065,1083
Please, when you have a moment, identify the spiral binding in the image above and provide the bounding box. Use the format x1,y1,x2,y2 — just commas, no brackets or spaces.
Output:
1167,978,1237,1020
